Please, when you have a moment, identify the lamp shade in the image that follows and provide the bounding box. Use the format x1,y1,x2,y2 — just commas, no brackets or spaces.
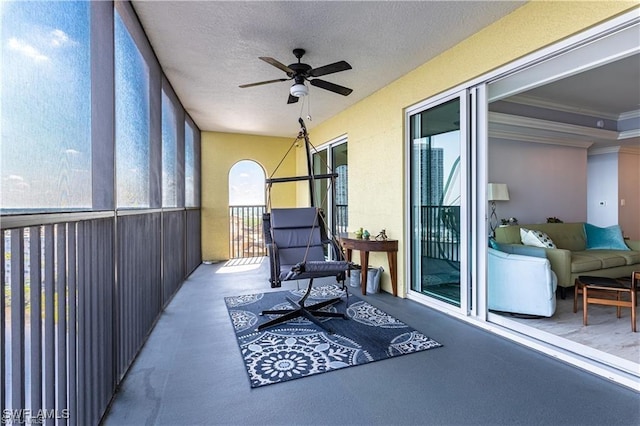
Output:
488,183,509,201
290,83,308,97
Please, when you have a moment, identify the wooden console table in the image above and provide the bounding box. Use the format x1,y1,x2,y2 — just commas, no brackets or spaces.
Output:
339,234,398,296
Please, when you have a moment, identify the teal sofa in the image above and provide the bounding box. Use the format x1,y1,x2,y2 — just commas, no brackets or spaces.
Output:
494,223,640,296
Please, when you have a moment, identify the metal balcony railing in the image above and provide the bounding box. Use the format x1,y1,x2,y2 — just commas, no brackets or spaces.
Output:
229,205,267,259
1,209,201,424
420,205,460,262
335,204,348,235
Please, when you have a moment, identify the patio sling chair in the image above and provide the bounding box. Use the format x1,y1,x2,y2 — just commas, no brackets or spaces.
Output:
258,206,352,333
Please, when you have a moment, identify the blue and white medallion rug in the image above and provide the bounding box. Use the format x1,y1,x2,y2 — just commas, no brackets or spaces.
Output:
224,285,442,388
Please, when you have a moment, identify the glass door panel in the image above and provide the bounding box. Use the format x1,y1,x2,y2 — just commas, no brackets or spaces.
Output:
410,97,464,307
313,141,348,260
331,143,348,234
312,150,328,213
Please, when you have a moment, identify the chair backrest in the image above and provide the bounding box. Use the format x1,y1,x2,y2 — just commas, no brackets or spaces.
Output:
270,208,326,271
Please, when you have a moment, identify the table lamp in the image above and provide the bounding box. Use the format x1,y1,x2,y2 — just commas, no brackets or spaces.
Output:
488,183,509,236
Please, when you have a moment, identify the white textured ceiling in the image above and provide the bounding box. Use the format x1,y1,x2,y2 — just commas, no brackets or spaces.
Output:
131,1,639,143
131,1,526,136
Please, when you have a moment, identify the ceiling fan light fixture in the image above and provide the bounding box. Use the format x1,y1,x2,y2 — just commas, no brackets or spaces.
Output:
290,83,308,97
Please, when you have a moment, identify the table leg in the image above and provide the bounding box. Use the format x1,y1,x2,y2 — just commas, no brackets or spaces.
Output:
387,251,397,297
359,250,369,296
583,286,588,326
632,288,637,332
345,248,352,277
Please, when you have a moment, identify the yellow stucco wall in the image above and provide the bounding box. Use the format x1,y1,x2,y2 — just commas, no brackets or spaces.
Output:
304,1,638,296
201,132,298,261
199,1,637,291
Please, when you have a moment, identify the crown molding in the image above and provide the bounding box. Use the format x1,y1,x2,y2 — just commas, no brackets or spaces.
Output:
619,128,640,140
505,94,622,120
489,128,594,148
588,145,640,156
505,95,640,123
488,111,618,146
588,146,621,156
619,109,640,121
620,146,640,155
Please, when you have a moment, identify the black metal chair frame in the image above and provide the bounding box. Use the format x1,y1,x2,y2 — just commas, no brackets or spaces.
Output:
257,118,353,333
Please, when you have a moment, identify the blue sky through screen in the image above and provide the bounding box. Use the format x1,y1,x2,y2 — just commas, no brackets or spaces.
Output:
1,1,91,211
162,90,178,207
115,8,150,208
229,160,265,206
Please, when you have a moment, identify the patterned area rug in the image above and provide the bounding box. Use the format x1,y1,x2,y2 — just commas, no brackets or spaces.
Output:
224,285,442,388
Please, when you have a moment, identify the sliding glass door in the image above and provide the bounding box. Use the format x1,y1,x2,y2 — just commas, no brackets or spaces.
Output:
409,92,469,310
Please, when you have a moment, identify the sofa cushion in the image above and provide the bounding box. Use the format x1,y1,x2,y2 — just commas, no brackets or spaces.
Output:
584,223,630,251
618,250,640,265
570,253,604,273
575,250,627,268
520,228,556,249
577,249,640,266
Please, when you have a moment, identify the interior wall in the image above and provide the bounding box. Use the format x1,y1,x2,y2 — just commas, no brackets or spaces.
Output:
306,2,636,295
489,139,588,225
587,152,619,227
618,150,640,239
201,132,297,261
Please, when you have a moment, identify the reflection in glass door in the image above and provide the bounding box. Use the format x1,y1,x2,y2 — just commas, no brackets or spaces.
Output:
312,149,328,211
312,139,348,234
409,95,467,307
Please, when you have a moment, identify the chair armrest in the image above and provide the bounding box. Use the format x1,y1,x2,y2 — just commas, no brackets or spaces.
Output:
541,248,572,287
266,241,281,287
625,240,640,251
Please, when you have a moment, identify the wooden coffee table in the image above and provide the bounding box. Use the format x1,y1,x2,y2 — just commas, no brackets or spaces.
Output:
573,274,638,332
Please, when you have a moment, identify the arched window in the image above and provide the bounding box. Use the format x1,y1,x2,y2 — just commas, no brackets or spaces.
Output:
228,160,266,258
228,160,265,206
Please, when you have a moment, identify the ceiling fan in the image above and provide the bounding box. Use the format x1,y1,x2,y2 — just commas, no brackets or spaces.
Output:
239,48,353,104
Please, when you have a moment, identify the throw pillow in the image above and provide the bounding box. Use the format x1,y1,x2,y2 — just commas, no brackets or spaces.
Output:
584,223,629,251
488,238,499,249
520,227,557,249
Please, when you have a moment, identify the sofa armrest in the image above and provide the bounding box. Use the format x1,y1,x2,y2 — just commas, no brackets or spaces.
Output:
541,247,572,288
488,248,557,317
625,240,640,251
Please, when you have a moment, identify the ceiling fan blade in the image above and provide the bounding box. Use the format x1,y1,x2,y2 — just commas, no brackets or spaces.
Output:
309,61,352,78
259,57,295,75
309,79,353,96
239,78,289,88
287,94,299,104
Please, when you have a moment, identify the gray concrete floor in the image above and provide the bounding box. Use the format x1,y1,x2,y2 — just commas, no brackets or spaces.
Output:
103,259,640,425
